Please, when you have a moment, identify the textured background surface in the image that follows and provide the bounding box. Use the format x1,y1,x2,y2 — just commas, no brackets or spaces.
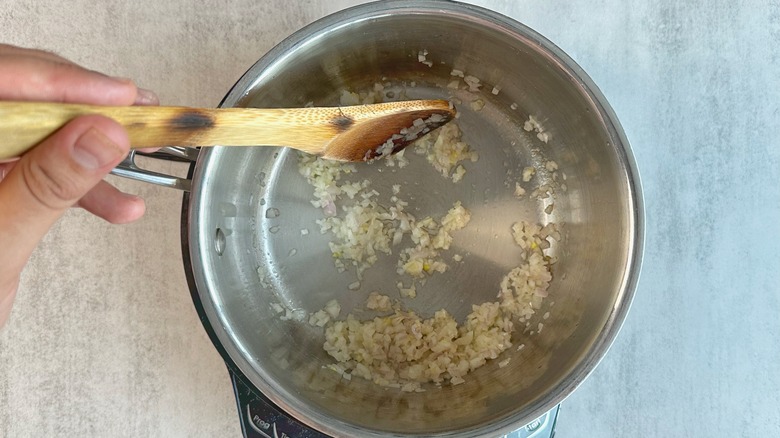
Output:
1,0,779,437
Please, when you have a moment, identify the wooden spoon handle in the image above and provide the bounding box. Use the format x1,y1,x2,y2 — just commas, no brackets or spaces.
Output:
0,101,356,160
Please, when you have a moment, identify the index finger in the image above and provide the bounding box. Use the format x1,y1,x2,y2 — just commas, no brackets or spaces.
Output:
0,51,139,106
0,43,76,65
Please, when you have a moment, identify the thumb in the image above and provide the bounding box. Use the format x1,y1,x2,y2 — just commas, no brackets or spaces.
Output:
0,115,129,272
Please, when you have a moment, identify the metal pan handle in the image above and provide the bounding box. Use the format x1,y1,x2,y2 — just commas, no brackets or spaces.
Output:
110,146,199,191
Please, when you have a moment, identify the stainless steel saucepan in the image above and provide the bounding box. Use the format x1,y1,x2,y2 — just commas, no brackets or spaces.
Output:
118,1,643,436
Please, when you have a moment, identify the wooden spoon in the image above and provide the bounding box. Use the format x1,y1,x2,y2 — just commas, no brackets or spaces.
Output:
0,100,455,162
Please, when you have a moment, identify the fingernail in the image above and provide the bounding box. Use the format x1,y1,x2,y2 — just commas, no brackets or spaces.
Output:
72,128,124,170
121,192,142,203
134,87,159,105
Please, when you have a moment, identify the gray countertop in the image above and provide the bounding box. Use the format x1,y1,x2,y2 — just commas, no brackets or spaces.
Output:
1,0,778,436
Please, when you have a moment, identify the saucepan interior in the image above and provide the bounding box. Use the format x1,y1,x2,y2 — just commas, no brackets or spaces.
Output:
186,2,642,436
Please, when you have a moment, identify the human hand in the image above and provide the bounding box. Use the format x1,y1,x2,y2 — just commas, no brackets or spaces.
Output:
0,44,159,328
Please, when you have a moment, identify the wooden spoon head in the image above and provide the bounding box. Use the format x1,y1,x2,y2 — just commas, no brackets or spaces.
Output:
320,100,456,162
